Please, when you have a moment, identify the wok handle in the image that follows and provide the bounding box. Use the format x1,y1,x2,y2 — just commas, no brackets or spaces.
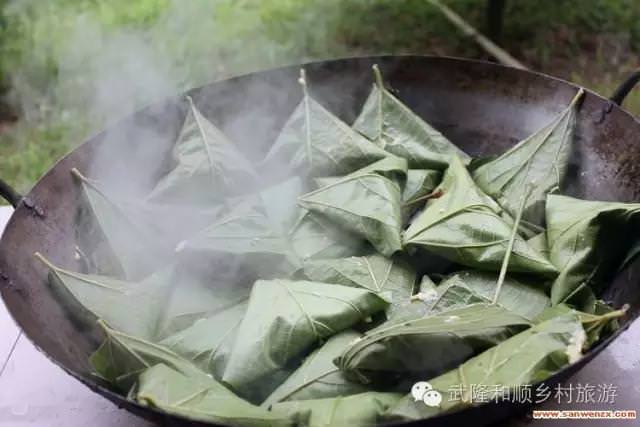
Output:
0,178,22,208
610,69,640,106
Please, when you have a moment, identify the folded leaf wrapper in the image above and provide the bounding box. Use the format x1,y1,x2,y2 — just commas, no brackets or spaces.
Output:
159,299,248,379
89,322,205,392
404,156,557,275
262,70,388,178
271,392,402,427
181,177,361,278
73,169,175,280
263,330,368,406
432,271,550,320
147,96,259,205
353,65,470,169
39,254,251,343
473,89,584,225
385,310,585,421
546,194,640,309
299,173,403,257
335,304,530,386
303,254,417,317
137,364,294,427
222,279,388,402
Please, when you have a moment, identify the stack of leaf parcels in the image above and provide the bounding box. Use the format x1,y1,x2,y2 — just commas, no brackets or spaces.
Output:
38,66,638,427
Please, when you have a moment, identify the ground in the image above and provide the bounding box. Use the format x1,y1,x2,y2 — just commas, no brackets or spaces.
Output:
1,0,639,196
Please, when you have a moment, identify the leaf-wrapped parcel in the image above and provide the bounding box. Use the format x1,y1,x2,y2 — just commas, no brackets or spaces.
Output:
137,364,294,427
403,156,557,275
72,169,176,280
335,304,530,386
472,89,584,225
38,253,251,344
158,299,248,379
385,310,585,421
353,65,470,169
431,270,550,321
147,96,259,205
299,173,403,257
546,194,640,308
222,279,388,402
271,392,401,427
262,70,388,178
303,253,417,317
180,177,361,277
263,330,368,406
90,321,206,391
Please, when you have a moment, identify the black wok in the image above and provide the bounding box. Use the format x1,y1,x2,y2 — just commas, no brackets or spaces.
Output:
1,56,640,426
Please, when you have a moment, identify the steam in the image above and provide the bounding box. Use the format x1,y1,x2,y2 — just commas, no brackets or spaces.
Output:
8,5,387,402
5,1,375,288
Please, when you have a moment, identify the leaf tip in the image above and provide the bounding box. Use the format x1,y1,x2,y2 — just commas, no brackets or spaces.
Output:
372,64,384,88
34,251,55,270
571,87,586,106
96,318,111,334
70,167,85,182
298,69,307,88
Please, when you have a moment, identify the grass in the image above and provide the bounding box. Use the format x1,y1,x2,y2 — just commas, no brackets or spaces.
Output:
1,0,640,198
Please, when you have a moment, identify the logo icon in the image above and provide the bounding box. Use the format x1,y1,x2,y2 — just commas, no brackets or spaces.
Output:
411,381,442,407
423,389,442,407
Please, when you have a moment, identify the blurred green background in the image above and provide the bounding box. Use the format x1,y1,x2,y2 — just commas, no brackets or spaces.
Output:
1,0,639,196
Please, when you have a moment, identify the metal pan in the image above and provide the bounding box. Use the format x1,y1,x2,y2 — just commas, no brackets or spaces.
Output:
1,56,639,426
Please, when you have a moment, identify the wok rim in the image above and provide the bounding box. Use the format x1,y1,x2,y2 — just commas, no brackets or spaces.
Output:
1,54,639,426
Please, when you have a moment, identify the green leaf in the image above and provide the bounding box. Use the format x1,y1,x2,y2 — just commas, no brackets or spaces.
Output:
262,70,388,177
546,194,640,307
263,330,368,406
180,178,362,276
38,254,251,344
533,302,626,349
289,209,364,261
137,364,294,427
382,276,439,325
153,260,253,340
403,156,557,275
401,169,442,214
37,253,168,340
353,65,470,169
473,90,584,225
350,155,408,188
527,232,550,259
271,392,401,427
147,96,258,205
303,254,417,316
385,311,585,421
299,173,403,257
335,304,530,386
179,178,306,275
313,155,409,194
431,271,550,320
72,168,175,280
159,299,248,379
90,321,205,391
221,279,388,402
